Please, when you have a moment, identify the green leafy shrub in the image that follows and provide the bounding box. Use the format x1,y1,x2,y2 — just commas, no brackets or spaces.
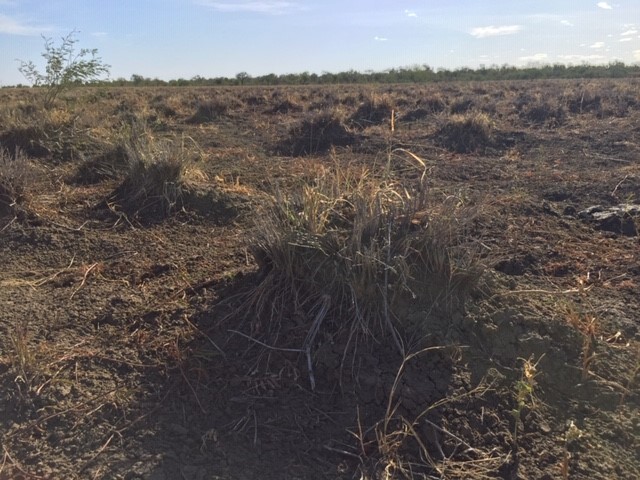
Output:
17,31,110,109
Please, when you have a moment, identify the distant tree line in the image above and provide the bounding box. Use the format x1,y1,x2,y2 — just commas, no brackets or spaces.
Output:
6,62,640,88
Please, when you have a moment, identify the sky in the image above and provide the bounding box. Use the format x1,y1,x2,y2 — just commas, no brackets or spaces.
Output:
1,1,640,85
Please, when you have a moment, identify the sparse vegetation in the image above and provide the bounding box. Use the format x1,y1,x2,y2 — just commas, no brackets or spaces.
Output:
0,80,638,479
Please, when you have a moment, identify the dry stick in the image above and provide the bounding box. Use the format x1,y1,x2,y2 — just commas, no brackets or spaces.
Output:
302,295,331,391
79,433,115,473
48,219,89,231
70,262,99,299
611,174,629,197
228,330,305,353
0,215,17,232
423,419,480,455
488,285,593,301
182,314,225,357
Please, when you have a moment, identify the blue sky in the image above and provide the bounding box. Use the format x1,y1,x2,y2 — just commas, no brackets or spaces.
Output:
1,1,639,85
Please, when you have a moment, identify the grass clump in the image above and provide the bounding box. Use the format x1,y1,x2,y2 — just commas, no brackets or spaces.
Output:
108,134,191,220
277,110,356,156
187,96,240,123
351,94,394,128
0,104,96,162
436,113,494,153
239,158,482,361
0,147,31,219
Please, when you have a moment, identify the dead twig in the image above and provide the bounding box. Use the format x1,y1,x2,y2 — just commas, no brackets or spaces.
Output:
70,262,99,299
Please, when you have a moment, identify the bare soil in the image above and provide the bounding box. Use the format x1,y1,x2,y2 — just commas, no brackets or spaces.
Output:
1,79,639,479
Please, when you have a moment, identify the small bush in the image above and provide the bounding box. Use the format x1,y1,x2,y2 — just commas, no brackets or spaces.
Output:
436,113,494,153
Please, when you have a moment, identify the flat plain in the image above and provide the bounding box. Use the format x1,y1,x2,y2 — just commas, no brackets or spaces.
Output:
0,79,639,479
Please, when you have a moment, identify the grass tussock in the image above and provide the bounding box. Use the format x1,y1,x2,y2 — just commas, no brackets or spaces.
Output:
108,134,192,220
518,98,566,128
436,112,494,153
240,159,483,357
0,146,31,218
278,110,356,156
187,96,241,123
0,104,98,162
351,94,394,128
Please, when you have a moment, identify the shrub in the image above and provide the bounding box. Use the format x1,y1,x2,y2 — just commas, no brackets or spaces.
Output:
17,31,110,109
435,113,494,153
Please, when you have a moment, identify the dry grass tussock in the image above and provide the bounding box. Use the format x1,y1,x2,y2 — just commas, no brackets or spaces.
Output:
238,154,483,359
436,112,494,153
108,133,195,219
0,103,102,163
0,146,31,219
277,109,357,156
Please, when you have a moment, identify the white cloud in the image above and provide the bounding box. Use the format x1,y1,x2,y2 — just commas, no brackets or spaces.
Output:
0,13,51,35
196,1,299,14
557,54,605,62
470,25,522,38
621,29,638,36
520,53,549,62
374,36,388,41
404,9,417,18
91,31,108,37
634,50,640,61
561,20,575,27
589,41,605,49
620,37,632,42
596,2,613,9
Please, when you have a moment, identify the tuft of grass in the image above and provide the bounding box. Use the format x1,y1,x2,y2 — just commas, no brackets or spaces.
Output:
436,112,494,153
351,93,394,128
0,104,98,162
354,350,507,479
187,96,241,123
0,146,31,219
518,100,566,128
107,133,191,220
277,110,356,156
239,158,483,362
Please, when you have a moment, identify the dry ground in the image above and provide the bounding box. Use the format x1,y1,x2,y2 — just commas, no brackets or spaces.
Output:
0,79,639,479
